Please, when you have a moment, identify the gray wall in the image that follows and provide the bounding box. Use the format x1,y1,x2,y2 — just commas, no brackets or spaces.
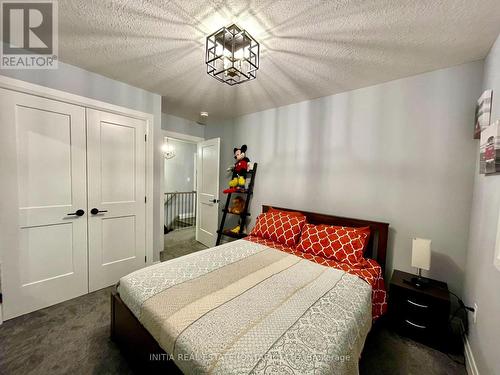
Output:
164,139,197,193
205,118,235,204
162,113,205,138
464,34,500,375
207,61,483,295
0,62,164,262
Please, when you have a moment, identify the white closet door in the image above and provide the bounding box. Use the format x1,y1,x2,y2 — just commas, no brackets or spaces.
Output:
0,89,88,320
86,109,146,292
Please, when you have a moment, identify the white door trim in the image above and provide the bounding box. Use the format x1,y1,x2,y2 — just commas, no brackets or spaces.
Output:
162,130,204,144
0,75,155,268
0,75,154,120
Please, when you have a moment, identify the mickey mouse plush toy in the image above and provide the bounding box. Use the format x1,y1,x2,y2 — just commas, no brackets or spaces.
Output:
223,145,250,193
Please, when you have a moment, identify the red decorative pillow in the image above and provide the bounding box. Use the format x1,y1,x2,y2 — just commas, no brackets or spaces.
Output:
268,207,306,219
296,224,370,265
250,211,306,247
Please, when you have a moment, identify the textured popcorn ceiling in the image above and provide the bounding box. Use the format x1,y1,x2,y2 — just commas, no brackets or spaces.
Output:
59,0,500,121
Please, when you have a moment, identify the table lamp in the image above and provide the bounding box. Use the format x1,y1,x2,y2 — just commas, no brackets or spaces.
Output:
410,238,431,288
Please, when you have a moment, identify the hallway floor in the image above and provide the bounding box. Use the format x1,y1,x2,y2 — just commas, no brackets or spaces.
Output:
160,228,207,262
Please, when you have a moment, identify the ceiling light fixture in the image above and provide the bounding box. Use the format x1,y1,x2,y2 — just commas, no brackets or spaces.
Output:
197,111,209,125
205,24,259,86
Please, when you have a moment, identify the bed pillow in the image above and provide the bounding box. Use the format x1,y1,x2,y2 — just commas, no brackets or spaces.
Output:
268,207,306,219
250,211,306,247
296,223,370,265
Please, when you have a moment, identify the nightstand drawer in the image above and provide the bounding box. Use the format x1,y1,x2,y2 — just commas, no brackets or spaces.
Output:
392,287,446,309
399,318,433,343
392,287,439,305
405,296,431,310
401,305,432,326
403,318,428,330
391,290,447,322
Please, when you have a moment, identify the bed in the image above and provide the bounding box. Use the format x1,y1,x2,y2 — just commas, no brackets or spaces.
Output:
111,205,389,374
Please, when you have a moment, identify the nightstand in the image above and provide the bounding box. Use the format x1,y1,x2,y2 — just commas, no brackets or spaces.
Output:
388,270,450,349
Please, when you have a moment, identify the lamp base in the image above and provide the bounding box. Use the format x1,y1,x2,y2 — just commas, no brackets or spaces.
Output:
404,276,430,289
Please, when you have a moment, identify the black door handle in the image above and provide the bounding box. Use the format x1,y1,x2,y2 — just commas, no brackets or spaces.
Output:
67,209,85,217
211,199,219,203
90,208,108,215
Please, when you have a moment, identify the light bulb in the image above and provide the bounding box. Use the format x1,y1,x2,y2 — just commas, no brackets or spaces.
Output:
233,48,244,60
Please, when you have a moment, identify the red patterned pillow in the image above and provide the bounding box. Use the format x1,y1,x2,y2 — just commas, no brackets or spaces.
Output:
250,211,306,247
268,207,306,218
296,224,370,265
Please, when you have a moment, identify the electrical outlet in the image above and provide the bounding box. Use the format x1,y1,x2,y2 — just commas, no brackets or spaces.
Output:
473,303,478,324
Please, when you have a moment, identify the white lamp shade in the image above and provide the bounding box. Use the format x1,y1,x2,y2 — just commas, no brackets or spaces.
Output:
411,238,431,270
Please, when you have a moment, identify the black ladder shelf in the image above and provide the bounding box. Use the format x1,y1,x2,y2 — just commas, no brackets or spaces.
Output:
216,163,258,245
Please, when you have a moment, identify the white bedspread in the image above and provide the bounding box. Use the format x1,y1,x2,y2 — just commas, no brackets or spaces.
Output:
118,239,372,374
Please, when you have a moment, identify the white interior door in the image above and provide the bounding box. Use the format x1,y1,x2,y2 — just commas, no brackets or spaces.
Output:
196,138,220,247
0,89,88,320
86,109,146,292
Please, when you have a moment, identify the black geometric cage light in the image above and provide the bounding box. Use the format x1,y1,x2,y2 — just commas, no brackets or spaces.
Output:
205,24,260,86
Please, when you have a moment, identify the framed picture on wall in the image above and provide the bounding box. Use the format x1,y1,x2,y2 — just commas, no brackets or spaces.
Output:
480,120,500,174
474,89,493,139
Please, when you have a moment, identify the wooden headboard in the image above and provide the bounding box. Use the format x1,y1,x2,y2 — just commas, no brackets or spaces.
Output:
262,205,390,271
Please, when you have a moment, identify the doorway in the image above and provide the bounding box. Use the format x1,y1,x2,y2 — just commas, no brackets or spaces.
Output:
161,132,221,260
162,134,204,261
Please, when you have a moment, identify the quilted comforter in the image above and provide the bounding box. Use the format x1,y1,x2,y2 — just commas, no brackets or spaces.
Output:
118,239,372,375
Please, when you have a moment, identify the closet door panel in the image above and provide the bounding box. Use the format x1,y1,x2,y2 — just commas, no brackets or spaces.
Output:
0,89,88,320
86,109,146,292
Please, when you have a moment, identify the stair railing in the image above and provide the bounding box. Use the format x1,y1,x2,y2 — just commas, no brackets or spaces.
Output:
164,191,197,232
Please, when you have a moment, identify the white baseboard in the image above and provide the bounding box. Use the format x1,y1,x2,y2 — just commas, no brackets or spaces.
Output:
464,335,479,375
461,322,479,375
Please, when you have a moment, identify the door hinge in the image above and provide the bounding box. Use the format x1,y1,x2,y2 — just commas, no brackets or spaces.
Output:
145,256,147,263
144,134,147,142
144,196,147,203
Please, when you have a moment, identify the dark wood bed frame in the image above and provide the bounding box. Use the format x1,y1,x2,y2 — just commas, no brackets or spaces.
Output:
110,205,389,374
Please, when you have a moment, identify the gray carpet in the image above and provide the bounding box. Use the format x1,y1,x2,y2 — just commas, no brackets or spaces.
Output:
0,234,466,375
0,286,133,375
360,325,466,375
161,228,207,262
